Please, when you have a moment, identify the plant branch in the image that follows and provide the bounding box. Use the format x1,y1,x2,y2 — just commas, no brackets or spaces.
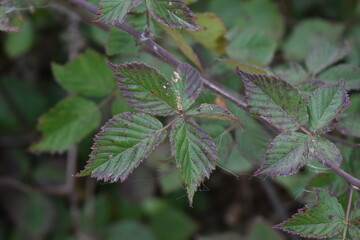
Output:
66,0,360,188
342,185,354,240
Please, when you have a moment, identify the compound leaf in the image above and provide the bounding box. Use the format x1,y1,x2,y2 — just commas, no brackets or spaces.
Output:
307,80,350,132
187,104,241,121
108,61,177,116
94,0,143,25
255,132,310,176
171,63,203,111
31,97,101,153
275,189,345,239
78,113,167,182
305,43,349,75
237,67,308,132
170,118,218,205
52,50,115,97
146,0,199,31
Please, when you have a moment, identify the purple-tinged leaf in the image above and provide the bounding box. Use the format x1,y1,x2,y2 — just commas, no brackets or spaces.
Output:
170,118,218,205
236,67,308,132
187,104,241,121
108,61,177,116
78,113,167,182
146,0,200,31
94,0,143,25
297,79,326,99
275,189,345,239
307,80,350,132
255,132,311,176
309,137,343,168
171,63,203,111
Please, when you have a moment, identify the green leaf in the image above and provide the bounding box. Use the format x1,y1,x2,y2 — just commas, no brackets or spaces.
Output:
283,19,343,61
227,30,277,66
319,64,360,90
52,50,115,97
187,12,227,55
237,67,308,132
310,137,343,169
78,113,167,182
297,80,326,99
275,189,345,239
171,63,203,111
107,220,156,240
248,218,284,240
94,0,143,24
305,43,349,75
255,132,311,176
108,61,177,116
170,118,218,205
307,80,350,132
31,97,101,153
187,104,241,121
349,200,360,240
106,27,140,56
4,19,34,57
146,0,199,31
274,62,307,85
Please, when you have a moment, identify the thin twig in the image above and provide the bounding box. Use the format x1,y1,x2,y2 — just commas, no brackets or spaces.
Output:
65,0,360,188
342,185,354,240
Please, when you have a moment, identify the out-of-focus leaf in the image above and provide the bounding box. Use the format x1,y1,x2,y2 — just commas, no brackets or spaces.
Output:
108,61,177,116
275,62,307,85
106,27,140,55
31,97,101,153
107,220,156,240
161,24,203,70
283,19,343,61
188,12,227,55
236,0,285,41
247,218,284,240
4,19,34,57
349,148,360,178
144,199,198,240
52,50,115,97
305,43,349,75
255,132,310,176
94,0,143,24
307,80,350,132
237,67,308,132
307,173,347,197
0,77,48,130
198,233,242,240
4,192,55,239
146,0,199,30
78,113,167,182
227,30,276,66
275,189,345,239
171,63,203,111
349,200,360,239
319,64,360,90
159,170,183,194
170,118,218,205
187,104,241,121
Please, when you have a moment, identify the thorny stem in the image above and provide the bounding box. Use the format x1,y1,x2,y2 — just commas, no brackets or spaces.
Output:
342,185,354,240
68,0,360,189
